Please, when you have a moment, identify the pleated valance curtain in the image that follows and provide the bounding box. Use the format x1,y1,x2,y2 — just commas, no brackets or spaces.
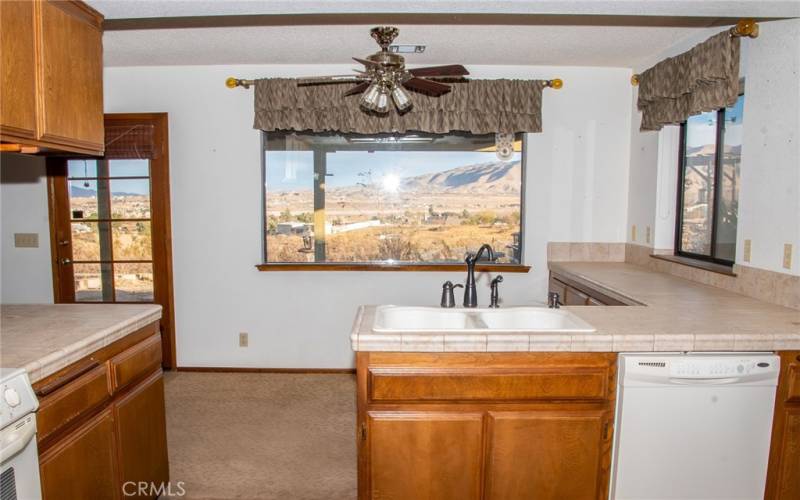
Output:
638,30,741,131
253,79,546,135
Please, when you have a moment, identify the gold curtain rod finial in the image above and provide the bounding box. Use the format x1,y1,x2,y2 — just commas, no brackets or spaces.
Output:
226,77,253,89
547,78,563,89
731,19,759,38
631,74,640,86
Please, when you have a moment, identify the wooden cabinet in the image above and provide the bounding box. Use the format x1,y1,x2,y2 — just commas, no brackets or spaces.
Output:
357,352,617,500
485,411,610,500
114,371,169,498
549,271,633,306
34,322,169,499
0,0,104,155
39,408,119,500
367,412,484,500
766,351,800,499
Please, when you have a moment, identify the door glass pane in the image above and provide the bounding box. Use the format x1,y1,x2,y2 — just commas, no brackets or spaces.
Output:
114,263,154,302
714,96,744,262
71,221,112,261
110,179,151,218
112,221,152,260
681,111,718,256
74,263,113,302
109,159,149,177
69,180,100,220
67,159,98,178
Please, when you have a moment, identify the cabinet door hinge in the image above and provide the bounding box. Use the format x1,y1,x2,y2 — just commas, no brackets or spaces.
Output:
603,421,612,440
360,422,367,441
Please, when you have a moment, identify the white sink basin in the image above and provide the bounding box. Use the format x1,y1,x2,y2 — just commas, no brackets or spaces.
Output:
373,306,596,334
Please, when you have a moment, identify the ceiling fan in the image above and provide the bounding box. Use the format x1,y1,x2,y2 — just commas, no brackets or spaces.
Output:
297,26,469,114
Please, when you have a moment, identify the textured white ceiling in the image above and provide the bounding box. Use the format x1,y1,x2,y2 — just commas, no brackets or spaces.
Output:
89,0,800,68
88,1,800,20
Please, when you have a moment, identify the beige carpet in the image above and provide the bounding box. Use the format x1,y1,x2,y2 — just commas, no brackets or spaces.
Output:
164,371,357,500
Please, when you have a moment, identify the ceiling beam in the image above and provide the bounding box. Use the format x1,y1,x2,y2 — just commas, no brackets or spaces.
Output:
103,12,786,31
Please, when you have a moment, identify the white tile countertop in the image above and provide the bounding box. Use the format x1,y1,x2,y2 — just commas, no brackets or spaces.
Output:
351,263,800,352
1,304,162,383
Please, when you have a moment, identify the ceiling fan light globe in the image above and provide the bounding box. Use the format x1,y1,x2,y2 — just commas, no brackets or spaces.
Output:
392,86,412,112
359,83,381,110
374,91,391,113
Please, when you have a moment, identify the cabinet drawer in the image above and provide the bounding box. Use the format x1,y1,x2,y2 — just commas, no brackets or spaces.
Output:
37,364,110,442
110,334,162,392
369,368,611,403
787,362,800,403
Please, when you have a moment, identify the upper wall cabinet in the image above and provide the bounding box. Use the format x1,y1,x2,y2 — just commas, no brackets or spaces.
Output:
0,1,104,155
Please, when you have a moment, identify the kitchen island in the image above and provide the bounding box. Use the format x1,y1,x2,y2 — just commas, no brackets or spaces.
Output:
350,263,800,500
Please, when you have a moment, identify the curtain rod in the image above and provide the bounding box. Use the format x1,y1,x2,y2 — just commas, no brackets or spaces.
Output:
631,19,758,86
225,77,563,90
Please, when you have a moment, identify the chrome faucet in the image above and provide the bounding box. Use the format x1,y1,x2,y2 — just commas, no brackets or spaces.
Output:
463,244,495,308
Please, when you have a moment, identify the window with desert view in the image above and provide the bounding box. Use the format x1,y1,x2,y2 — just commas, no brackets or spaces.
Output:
67,159,154,302
263,131,524,265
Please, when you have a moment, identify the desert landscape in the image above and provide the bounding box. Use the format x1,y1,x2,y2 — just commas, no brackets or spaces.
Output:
265,160,523,263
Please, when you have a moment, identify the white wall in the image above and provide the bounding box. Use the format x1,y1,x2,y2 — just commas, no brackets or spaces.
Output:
626,20,800,276
0,153,54,303
104,64,632,368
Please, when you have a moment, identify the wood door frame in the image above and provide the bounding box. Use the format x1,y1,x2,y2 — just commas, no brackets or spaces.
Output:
47,113,176,369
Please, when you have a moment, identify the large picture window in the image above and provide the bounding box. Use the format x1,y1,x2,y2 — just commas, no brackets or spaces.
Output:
676,94,744,265
262,131,525,267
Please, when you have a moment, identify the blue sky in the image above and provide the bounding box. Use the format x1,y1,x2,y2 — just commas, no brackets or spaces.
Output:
265,150,521,191
686,95,744,148
68,159,150,195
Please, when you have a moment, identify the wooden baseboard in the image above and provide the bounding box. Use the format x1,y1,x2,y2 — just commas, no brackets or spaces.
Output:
174,366,356,374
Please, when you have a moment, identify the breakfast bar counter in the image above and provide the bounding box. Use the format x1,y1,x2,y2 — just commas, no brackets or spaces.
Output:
350,262,800,352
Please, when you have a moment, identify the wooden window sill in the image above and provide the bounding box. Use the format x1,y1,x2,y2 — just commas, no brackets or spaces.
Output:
649,254,737,277
255,263,531,273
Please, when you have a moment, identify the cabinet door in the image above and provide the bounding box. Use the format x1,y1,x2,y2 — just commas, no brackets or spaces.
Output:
485,410,610,500
114,370,169,498
38,0,103,151
366,412,483,500
0,0,38,139
40,407,119,500
564,286,590,305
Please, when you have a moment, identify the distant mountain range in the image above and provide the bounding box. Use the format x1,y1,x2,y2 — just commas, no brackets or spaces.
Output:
686,144,742,157
328,160,521,197
70,185,143,197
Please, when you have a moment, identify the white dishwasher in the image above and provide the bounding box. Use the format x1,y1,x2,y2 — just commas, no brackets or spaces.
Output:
610,353,780,500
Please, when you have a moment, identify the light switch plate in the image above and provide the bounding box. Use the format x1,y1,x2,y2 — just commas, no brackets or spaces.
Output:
783,244,793,269
14,233,38,248
743,239,751,262
239,332,249,347
631,225,637,242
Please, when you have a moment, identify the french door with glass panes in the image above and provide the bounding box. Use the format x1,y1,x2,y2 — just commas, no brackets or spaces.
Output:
47,114,175,368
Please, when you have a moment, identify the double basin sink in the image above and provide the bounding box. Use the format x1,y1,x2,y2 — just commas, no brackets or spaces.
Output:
373,305,596,334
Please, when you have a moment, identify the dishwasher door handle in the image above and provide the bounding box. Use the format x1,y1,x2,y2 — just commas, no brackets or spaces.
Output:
668,376,742,385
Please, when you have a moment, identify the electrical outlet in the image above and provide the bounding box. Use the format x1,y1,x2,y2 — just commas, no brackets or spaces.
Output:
783,244,793,269
646,226,651,244
239,332,249,347
14,233,38,248
631,225,637,242
743,239,752,262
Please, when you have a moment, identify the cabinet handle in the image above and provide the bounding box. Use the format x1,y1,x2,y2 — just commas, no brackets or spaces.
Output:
360,422,367,441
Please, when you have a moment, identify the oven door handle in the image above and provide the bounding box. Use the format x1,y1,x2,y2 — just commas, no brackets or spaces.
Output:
0,414,36,461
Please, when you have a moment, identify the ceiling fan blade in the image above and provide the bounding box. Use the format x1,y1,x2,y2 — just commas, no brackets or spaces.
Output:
353,57,380,68
408,65,469,78
343,81,370,96
403,77,452,96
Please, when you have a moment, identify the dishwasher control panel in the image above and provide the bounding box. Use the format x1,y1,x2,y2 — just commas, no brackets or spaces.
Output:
621,353,781,387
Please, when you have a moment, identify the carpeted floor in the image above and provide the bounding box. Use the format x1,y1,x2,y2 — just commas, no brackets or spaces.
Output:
163,371,357,500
